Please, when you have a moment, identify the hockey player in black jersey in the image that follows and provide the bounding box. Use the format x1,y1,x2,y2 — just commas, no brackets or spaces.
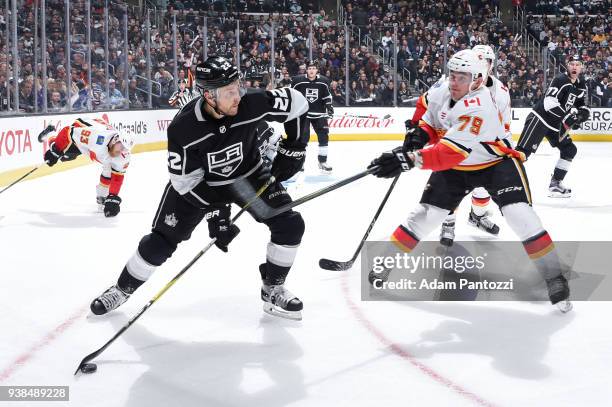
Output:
90,56,310,320
291,60,334,173
517,56,590,197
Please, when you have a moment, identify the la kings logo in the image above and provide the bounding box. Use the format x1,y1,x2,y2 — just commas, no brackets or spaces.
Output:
164,213,178,227
305,88,319,103
207,142,243,177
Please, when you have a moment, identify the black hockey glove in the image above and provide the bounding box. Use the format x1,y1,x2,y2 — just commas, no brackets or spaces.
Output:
271,140,306,182
104,194,122,217
206,205,240,253
61,149,80,162
326,104,334,118
561,110,579,131
44,143,62,167
403,122,430,152
368,146,415,179
576,106,590,124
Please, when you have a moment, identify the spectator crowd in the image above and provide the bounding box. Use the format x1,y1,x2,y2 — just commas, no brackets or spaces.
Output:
0,0,609,114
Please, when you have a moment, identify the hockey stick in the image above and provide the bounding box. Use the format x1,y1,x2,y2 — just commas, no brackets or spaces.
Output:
0,165,42,196
260,168,376,220
74,176,276,375
332,113,391,120
319,175,399,271
0,125,58,195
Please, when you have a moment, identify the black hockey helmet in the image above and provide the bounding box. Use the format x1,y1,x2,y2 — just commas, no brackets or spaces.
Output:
195,56,241,93
306,59,318,69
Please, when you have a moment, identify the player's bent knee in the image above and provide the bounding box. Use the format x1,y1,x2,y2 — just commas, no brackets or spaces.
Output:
501,203,545,241
404,204,449,240
137,231,177,266
560,141,577,161
267,211,305,246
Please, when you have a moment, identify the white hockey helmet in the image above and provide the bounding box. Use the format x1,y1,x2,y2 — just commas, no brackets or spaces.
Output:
472,44,495,75
110,132,134,152
447,49,488,84
472,44,496,62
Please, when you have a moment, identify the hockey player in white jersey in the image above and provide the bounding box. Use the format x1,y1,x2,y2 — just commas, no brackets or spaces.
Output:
42,118,134,217
369,50,571,312
406,44,511,246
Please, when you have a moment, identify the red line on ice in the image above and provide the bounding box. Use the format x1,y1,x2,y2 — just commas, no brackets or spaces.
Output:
0,307,87,382
341,274,495,407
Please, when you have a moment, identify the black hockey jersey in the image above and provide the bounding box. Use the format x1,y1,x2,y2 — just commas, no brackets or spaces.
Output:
166,87,308,207
533,74,587,128
291,74,332,119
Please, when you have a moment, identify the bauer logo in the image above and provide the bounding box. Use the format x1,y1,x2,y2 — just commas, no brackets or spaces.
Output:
207,142,243,177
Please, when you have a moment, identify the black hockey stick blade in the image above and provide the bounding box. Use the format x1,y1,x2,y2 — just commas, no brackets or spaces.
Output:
318,175,400,272
319,257,355,271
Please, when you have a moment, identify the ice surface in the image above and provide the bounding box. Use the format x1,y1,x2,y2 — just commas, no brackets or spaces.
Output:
1,141,611,407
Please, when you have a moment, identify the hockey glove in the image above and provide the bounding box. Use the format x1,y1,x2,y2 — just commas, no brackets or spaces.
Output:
561,109,579,131
104,194,122,217
271,140,306,182
206,205,240,253
576,106,590,125
44,143,62,167
326,104,334,119
368,146,415,178
403,123,430,151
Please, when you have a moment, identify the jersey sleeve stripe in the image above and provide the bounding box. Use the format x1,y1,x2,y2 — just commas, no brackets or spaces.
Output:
440,138,471,157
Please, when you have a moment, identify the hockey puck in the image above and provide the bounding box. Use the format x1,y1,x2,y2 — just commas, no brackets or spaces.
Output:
80,363,97,374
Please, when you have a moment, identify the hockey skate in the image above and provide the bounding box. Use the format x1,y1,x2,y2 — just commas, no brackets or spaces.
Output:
261,284,303,320
37,124,56,142
545,275,572,313
368,267,392,287
549,179,572,198
318,161,333,174
439,221,456,247
90,285,130,315
468,210,500,235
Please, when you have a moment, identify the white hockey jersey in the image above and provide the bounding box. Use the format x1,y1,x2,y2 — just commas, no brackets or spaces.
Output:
70,118,130,173
419,84,518,171
424,76,512,140
487,76,512,138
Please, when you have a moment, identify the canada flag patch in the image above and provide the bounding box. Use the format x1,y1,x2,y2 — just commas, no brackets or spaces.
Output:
464,97,481,107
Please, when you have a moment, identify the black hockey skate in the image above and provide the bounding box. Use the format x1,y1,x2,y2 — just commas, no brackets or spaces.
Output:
468,210,500,235
549,179,572,198
37,124,56,142
90,285,130,315
368,266,392,287
545,275,572,313
439,221,456,247
261,284,303,320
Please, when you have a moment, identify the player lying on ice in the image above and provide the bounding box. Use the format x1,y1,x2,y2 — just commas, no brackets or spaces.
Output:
368,49,572,312
90,56,310,320
39,118,134,217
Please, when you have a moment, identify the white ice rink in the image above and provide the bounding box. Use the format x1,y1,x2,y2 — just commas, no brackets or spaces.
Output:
1,140,612,407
